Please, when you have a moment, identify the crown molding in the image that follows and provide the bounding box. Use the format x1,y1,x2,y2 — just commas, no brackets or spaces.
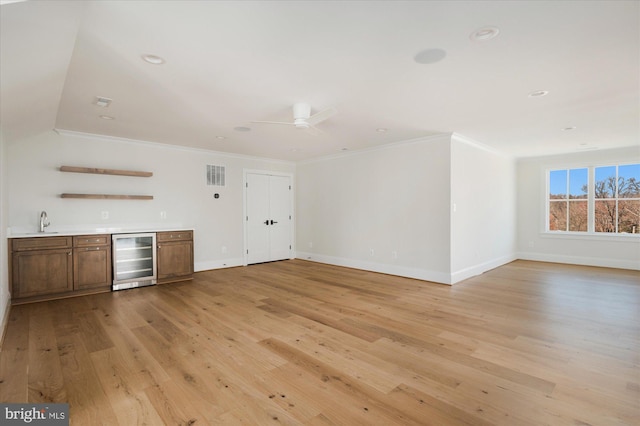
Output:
297,133,453,165
451,132,512,158
53,129,296,166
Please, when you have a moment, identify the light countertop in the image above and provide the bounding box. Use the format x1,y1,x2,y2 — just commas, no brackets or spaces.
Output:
8,225,193,239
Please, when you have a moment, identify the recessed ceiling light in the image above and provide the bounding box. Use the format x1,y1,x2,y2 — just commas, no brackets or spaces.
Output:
414,48,447,65
528,90,549,98
470,26,500,41
341,148,349,151
234,126,251,132
99,115,115,120
141,54,165,65
376,128,388,133
215,136,226,140
562,126,576,131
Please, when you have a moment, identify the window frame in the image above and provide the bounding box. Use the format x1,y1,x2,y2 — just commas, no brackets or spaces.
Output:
545,161,640,237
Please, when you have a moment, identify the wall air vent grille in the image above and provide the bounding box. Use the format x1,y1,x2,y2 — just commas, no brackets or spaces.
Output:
207,165,226,186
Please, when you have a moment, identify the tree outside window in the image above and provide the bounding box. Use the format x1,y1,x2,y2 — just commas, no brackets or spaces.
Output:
549,168,588,232
594,164,640,233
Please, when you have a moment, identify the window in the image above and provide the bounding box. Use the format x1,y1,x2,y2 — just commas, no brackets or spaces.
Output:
594,164,640,233
548,168,588,231
547,163,639,234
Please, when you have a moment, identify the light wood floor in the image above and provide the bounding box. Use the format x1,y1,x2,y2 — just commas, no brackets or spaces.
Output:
1,260,639,425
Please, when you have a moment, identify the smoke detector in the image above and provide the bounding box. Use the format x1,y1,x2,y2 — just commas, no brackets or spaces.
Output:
94,96,112,107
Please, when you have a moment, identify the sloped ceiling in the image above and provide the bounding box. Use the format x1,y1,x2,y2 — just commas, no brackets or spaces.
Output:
0,0,84,143
1,0,638,161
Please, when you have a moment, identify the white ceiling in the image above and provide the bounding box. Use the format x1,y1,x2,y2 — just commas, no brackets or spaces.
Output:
1,0,638,161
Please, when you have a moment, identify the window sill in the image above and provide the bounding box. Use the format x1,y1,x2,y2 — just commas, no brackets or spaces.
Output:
541,232,640,242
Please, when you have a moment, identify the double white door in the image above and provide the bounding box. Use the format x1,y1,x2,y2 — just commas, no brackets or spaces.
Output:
245,173,292,264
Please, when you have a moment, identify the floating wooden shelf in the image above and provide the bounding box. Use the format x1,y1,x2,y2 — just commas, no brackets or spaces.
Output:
60,166,153,177
60,194,153,200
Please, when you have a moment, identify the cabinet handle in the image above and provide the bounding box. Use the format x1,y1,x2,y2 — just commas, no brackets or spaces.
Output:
68,252,72,256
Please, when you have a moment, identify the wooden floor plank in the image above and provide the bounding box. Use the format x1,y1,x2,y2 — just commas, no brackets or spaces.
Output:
89,347,166,425
0,304,30,402
27,303,67,403
56,332,119,424
0,259,638,425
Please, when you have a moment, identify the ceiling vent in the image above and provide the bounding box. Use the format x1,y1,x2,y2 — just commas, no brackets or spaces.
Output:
94,96,112,107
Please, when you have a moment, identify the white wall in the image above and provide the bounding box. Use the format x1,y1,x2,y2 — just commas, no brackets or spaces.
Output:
517,146,640,269
4,127,636,323
6,130,295,272
0,126,10,344
296,134,453,283
296,133,519,285
450,135,517,282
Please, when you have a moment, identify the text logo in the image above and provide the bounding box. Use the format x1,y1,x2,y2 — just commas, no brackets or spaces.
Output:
1,404,68,425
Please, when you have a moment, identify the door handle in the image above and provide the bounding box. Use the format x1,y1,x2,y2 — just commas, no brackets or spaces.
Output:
264,220,270,225
270,220,278,225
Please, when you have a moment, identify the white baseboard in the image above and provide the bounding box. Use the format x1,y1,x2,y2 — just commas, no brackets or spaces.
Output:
295,252,453,285
0,296,11,351
194,252,637,286
450,254,518,284
195,257,244,272
517,251,640,270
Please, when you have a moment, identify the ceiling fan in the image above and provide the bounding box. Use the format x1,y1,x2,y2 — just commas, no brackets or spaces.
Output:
252,102,337,136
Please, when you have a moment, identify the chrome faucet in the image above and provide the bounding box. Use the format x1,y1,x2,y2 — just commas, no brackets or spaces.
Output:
39,211,50,232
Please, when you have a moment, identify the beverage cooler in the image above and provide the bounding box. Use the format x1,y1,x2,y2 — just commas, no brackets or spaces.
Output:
112,233,157,291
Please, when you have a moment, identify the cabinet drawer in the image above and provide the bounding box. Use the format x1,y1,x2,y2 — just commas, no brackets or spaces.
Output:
157,230,192,242
73,234,110,247
12,236,73,251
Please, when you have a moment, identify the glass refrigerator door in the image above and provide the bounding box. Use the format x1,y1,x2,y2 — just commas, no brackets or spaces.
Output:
113,235,156,282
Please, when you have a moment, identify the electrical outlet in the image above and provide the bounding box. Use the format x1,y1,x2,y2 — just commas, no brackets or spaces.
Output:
392,250,398,259
160,211,167,219
308,242,313,248
221,246,227,254
370,248,375,256
101,211,109,220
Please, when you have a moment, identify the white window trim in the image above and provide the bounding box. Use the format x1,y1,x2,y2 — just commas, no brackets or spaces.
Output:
540,231,640,242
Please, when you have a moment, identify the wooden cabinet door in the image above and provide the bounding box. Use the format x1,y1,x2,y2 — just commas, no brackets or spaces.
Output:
74,245,112,290
12,248,73,298
157,240,193,281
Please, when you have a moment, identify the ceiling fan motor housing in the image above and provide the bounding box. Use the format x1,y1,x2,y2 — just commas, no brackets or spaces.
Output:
293,102,311,120
292,103,312,128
